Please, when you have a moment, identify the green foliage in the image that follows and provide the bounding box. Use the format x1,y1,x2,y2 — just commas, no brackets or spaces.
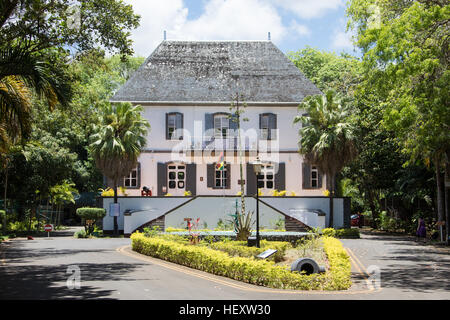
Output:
347,0,449,224
89,102,150,194
208,240,291,263
131,232,351,290
294,90,357,200
321,227,360,239
143,226,162,237
288,47,362,98
74,229,88,239
76,207,106,220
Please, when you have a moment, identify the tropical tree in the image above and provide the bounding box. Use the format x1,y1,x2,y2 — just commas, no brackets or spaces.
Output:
294,90,357,227
0,48,71,151
347,0,450,240
89,102,150,234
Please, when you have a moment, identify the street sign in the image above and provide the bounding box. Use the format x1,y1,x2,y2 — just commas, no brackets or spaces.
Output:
44,224,53,232
436,221,445,226
109,203,120,217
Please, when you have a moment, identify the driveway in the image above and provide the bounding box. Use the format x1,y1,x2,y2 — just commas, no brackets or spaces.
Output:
0,228,449,300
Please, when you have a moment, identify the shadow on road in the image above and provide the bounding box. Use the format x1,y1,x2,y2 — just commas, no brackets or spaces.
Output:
0,261,148,299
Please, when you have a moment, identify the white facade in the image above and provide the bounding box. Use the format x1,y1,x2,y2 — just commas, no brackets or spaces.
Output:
115,104,327,197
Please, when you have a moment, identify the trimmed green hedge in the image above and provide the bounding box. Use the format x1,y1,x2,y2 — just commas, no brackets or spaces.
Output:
131,233,351,290
208,240,291,263
322,228,360,239
76,207,106,219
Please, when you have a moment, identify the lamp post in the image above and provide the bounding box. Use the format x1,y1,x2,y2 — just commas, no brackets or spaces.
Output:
253,156,263,248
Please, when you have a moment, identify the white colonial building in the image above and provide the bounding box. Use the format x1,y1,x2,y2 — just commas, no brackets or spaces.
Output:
102,40,350,235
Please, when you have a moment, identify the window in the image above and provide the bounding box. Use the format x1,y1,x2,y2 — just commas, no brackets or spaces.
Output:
124,167,138,187
311,165,319,188
257,165,275,189
168,164,185,190
259,113,276,140
260,115,269,140
214,114,229,138
215,163,228,188
167,114,176,139
166,113,183,140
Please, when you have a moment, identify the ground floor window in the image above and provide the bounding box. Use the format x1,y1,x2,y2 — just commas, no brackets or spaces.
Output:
168,164,185,190
311,165,319,188
124,166,138,187
257,164,275,189
215,163,228,188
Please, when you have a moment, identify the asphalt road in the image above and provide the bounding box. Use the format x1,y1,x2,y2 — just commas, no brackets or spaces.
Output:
0,227,449,300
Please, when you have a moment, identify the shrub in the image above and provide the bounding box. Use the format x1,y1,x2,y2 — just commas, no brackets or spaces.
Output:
76,207,106,235
321,228,360,239
131,233,351,290
74,229,88,238
322,228,336,237
209,240,291,263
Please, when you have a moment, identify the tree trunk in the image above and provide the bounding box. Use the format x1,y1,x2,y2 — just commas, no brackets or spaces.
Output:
434,156,444,241
367,189,379,229
328,173,335,228
3,163,8,234
445,153,449,245
113,179,118,235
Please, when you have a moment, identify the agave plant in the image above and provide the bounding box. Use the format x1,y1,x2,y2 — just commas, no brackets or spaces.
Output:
234,210,254,241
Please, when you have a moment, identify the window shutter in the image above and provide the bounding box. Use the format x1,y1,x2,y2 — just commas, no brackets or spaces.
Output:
165,113,170,140
302,163,311,189
207,164,215,188
269,113,277,140
157,162,167,195
318,169,323,189
205,113,214,137
136,162,141,189
225,163,231,189
176,113,183,140
246,163,256,196
186,163,196,195
229,113,238,133
274,162,285,191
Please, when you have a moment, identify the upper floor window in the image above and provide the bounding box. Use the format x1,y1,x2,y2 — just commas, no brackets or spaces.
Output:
214,114,229,138
259,113,277,140
166,112,183,140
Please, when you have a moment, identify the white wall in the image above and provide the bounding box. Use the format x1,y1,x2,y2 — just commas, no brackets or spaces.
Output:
102,196,347,233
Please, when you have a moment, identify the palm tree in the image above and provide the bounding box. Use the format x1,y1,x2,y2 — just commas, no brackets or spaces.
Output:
294,90,357,227
0,47,71,150
89,102,150,235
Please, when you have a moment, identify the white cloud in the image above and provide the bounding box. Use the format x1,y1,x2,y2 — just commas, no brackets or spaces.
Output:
124,0,188,56
171,0,285,42
331,18,355,51
270,0,345,19
125,0,287,56
288,20,310,37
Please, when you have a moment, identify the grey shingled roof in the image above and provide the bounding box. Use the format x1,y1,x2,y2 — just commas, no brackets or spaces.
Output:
111,40,321,104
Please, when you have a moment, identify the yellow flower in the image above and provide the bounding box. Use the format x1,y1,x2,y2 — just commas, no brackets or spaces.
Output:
323,189,330,197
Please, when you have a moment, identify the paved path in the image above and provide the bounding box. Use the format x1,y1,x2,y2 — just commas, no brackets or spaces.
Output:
0,228,448,300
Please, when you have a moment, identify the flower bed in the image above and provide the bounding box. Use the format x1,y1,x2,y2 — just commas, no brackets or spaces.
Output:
131,233,351,290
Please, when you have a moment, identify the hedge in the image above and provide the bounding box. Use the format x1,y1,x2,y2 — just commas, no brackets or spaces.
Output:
76,207,106,220
322,228,360,239
131,233,351,290
208,240,291,263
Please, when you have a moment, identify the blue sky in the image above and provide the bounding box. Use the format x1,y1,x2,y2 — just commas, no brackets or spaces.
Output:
125,0,358,57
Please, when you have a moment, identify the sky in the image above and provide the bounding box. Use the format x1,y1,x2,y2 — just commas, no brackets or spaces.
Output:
124,0,359,58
